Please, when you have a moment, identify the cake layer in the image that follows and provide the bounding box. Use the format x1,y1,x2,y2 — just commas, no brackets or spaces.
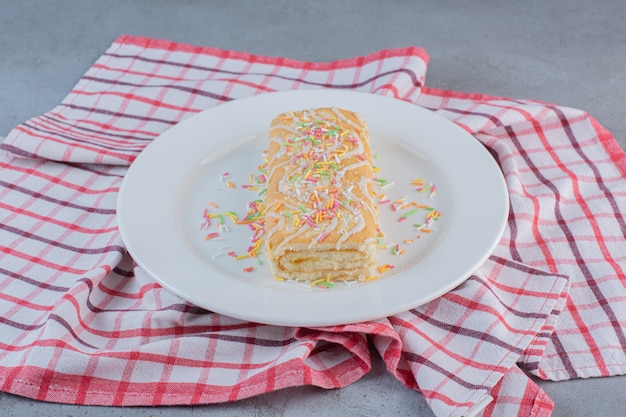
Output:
264,107,378,282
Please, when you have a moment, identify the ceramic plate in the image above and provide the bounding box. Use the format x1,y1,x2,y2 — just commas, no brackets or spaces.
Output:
117,90,509,326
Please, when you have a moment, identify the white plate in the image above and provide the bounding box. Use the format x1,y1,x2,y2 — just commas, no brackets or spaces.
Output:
117,90,509,327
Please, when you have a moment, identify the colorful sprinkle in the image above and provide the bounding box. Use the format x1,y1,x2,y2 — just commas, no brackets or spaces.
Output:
399,208,419,221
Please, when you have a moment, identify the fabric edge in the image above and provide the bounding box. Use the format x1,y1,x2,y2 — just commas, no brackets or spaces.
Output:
114,34,431,71
589,116,626,179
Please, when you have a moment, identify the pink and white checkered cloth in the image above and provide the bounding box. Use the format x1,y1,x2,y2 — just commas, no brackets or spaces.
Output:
1,35,625,417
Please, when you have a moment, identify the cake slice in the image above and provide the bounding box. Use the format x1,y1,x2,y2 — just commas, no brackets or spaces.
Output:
264,107,378,282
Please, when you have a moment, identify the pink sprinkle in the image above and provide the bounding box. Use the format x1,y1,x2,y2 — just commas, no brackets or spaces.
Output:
317,232,329,242
205,232,219,240
243,266,254,272
227,251,237,257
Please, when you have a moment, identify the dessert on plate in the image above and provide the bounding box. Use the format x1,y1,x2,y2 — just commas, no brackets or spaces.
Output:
264,107,378,283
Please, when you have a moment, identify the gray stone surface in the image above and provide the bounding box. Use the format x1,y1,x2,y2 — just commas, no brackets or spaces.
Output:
1,1,625,416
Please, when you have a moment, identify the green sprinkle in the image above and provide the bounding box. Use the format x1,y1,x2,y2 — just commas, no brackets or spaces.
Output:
400,208,419,219
419,184,432,193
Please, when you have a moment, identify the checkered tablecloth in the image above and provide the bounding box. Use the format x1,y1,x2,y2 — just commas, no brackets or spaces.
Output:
1,35,625,417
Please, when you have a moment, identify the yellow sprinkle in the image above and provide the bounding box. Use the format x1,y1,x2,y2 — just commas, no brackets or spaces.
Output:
224,212,238,222
365,275,380,282
235,253,251,260
227,181,236,189
274,276,285,281
310,277,329,287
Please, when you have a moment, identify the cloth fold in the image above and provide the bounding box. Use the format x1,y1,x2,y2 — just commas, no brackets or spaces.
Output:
1,35,625,417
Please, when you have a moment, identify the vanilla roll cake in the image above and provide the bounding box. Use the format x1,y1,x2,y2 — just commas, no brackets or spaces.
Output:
264,107,379,282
